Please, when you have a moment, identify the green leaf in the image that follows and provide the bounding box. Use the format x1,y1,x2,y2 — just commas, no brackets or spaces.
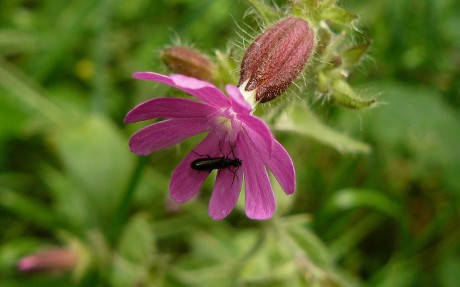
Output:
274,102,371,153
41,166,95,231
56,115,134,221
239,218,317,286
110,255,147,287
133,166,169,206
371,257,420,287
364,81,460,192
0,91,28,139
439,257,460,287
117,214,156,264
0,57,65,125
325,188,403,219
329,214,385,260
0,29,36,55
0,237,45,272
0,188,59,230
324,188,403,260
273,219,357,287
0,277,73,287
278,219,332,267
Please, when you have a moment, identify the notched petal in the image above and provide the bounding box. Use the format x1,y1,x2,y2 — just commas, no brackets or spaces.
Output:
129,118,207,155
125,98,215,123
133,72,174,86
209,167,243,220
171,74,230,108
239,114,274,159
238,135,275,220
133,72,230,108
170,74,215,89
266,140,296,194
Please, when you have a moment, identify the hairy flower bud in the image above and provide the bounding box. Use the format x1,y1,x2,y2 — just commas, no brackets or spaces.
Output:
17,248,77,273
238,17,315,103
161,46,216,82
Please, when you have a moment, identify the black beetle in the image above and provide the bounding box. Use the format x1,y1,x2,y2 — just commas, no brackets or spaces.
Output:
190,143,242,183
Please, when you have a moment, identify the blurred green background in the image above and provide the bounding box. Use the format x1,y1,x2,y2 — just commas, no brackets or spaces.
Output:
1,0,459,286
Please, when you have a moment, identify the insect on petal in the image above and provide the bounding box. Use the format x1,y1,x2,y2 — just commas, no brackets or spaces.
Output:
170,134,221,202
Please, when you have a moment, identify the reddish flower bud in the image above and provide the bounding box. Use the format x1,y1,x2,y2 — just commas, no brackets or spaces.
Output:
161,46,216,82
17,248,77,273
238,17,315,103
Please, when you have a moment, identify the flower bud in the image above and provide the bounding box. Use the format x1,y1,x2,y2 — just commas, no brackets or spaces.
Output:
161,46,217,82
17,248,77,273
238,17,315,103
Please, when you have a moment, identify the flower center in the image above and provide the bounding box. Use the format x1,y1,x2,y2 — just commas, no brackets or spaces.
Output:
208,109,241,143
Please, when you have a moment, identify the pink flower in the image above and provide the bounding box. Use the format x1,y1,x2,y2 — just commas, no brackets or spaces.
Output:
125,72,295,220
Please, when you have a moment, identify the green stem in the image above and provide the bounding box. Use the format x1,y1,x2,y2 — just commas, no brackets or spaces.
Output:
109,156,148,245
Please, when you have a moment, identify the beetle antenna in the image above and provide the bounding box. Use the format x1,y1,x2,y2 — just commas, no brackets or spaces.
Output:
192,149,206,158
219,140,225,157
229,143,237,159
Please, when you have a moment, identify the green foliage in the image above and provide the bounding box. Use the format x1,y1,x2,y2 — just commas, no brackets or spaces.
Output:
56,116,134,223
274,102,370,153
1,0,459,286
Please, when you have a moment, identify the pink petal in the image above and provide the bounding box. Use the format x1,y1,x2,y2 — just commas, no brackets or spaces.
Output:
170,74,215,89
209,167,243,220
170,74,231,108
133,71,175,86
133,72,230,108
125,98,216,123
266,140,296,194
238,134,275,220
225,85,252,114
129,118,208,155
239,113,274,159
170,134,221,202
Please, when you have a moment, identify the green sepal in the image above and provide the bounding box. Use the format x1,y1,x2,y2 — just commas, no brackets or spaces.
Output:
214,50,239,87
331,79,376,109
341,42,370,68
321,6,357,25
